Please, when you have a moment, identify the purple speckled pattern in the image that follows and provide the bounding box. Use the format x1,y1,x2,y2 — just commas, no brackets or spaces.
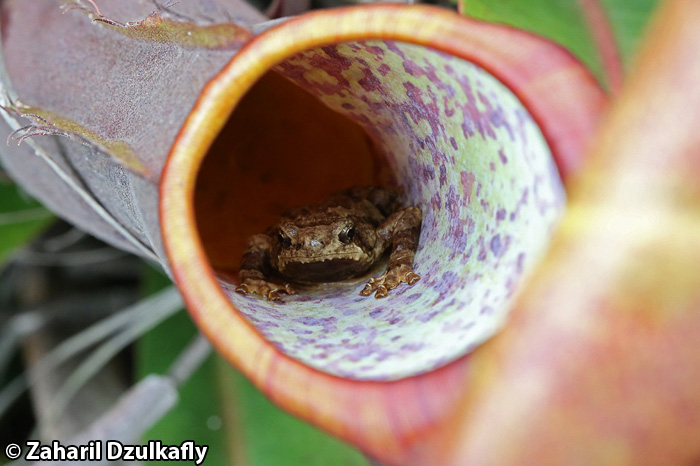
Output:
219,40,565,381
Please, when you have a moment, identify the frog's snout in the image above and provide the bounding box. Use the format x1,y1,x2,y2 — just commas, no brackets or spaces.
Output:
308,238,324,250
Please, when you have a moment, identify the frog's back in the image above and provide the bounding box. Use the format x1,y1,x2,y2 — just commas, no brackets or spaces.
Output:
280,187,396,228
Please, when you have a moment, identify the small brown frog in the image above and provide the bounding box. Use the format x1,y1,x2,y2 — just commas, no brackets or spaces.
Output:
236,186,422,300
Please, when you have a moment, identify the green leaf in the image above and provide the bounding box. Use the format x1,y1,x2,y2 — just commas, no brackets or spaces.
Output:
603,0,661,62
137,267,227,465
460,0,661,84
137,268,368,466
218,362,369,466
0,174,53,265
137,310,229,465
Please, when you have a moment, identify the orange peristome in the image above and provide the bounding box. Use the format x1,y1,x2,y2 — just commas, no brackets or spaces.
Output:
160,5,606,464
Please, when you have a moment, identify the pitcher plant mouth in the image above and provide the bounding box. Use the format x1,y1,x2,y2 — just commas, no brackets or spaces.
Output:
160,2,606,457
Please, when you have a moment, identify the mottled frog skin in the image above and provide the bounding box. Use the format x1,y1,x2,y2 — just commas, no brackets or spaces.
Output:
236,186,422,300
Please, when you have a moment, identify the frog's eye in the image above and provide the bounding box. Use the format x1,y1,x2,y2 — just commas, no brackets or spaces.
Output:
338,226,356,244
278,233,292,249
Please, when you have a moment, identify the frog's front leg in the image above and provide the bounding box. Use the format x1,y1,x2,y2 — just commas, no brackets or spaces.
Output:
361,206,422,298
236,234,296,301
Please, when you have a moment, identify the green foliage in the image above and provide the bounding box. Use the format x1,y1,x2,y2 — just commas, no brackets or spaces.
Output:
460,0,661,85
137,269,368,466
0,173,53,265
137,310,229,465
221,365,368,466
604,0,661,62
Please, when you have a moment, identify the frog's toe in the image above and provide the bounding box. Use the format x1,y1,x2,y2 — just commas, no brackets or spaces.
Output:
374,285,389,299
268,284,296,300
235,283,251,295
360,279,375,297
360,277,385,297
406,271,421,285
360,265,420,298
237,278,294,301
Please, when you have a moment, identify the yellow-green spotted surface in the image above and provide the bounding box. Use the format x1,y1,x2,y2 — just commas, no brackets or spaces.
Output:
220,40,564,380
